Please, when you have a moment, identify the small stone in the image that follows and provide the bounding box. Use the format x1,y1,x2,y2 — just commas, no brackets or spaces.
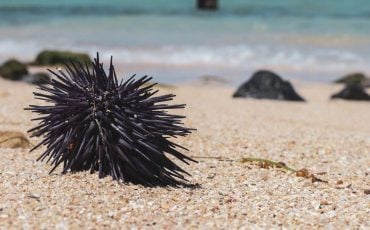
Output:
296,168,310,178
320,200,330,205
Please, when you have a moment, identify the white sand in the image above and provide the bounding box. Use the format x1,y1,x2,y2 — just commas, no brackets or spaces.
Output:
0,79,369,229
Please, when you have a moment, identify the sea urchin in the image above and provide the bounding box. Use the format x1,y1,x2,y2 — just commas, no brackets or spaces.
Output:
27,53,195,186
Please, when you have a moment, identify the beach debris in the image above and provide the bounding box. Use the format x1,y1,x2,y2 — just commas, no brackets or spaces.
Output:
197,0,218,10
295,168,310,177
198,75,229,85
233,70,305,101
296,168,328,183
320,200,330,206
27,193,41,202
334,72,369,86
241,157,328,183
192,155,328,183
331,84,370,101
240,157,296,172
140,81,176,89
336,183,352,190
0,131,30,148
0,59,28,81
33,50,91,66
27,53,195,186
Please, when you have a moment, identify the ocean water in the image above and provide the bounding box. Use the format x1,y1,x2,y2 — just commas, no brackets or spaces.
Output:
1,0,370,83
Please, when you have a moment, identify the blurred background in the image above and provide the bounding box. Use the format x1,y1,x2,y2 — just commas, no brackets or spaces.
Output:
1,0,370,84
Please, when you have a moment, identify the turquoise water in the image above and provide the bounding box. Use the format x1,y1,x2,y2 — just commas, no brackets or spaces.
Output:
1,0,370,83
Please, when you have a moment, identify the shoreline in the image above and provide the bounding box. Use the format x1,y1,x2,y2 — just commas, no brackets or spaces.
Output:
27,63,370,87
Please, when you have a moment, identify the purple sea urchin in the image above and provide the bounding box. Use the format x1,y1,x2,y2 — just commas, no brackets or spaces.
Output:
27,53,195,186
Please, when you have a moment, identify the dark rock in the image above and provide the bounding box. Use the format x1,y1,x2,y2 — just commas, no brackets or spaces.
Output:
34,50,91,66
0,59,28,80
363,78,370,88
331,84,370,101
197,0,218,10
23,72,51,85
334,72,368,85
233,70,305,102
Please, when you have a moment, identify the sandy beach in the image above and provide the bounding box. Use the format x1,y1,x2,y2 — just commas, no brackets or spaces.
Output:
0,78,369,229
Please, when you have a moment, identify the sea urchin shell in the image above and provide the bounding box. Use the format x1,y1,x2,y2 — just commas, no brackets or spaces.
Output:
27,53,195,186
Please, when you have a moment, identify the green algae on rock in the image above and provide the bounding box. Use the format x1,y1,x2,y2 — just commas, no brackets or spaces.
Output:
334,72,368,85
0,59,28,81
34,50,91,66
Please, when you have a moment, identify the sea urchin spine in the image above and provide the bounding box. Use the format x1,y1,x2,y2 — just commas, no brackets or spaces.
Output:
27,53,195,186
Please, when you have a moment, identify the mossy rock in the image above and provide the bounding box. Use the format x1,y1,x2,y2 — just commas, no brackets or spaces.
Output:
0,59,28,81
334,73,367,85
34,50,91,66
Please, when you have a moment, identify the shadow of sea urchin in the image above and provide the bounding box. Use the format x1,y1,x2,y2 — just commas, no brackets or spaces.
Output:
27,53,196,186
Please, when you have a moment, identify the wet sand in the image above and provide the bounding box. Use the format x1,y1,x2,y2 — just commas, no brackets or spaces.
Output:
0,79,369,229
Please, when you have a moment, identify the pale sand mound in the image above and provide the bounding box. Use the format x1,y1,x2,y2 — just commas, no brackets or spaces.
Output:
0,79,369,229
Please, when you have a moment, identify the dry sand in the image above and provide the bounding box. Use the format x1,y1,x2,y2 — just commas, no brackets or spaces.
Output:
0,78,369,229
